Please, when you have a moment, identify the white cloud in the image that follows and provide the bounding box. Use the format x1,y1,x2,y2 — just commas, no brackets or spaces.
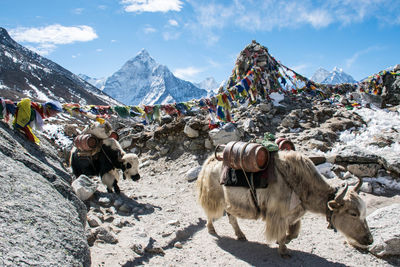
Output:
26,43,57,56
168,19,179,26
173,66,203,80
121,0,183,13
187,0,400,38
163,31,180,40
9,24,98,44
96,48,103,52
144,26,157,34
98,5,107,10
9,24,97,56
73,8,84,14
302,9,333,28
291,64,309,74
345,46,384,68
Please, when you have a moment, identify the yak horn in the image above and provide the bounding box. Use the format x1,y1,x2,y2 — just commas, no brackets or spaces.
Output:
353,176,363,193
335,182,349,203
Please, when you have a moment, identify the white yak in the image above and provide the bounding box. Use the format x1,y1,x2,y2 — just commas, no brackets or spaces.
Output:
197,150,373,257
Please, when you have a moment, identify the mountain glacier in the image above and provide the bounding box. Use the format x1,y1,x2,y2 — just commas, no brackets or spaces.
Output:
311,67,356,84
103,49,207,106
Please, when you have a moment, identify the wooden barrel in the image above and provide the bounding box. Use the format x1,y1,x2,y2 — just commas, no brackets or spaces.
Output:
216,141,269,172
74,134,99,151
276,138,295,151
109,131,119,141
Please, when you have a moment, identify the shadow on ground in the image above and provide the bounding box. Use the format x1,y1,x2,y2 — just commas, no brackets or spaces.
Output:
216,236,347,267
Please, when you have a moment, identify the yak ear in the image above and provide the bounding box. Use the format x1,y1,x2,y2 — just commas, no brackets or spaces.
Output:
327,200,342,211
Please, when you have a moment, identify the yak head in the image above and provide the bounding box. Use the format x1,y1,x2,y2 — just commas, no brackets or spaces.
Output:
121,153,141,181
328,177,373,248
84,121,112,139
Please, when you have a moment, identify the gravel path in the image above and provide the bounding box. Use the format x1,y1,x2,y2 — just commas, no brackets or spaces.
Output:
89,152,400,267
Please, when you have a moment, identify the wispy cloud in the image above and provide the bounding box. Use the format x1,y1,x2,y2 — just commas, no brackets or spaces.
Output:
25,43,56,56
121,0,183,13
162,31,180,40
9,24,98,55
144,25,157,34
168,19,179,26
96,48,103,52
291,63,309,74
173,66,203,80
72,8,84,15
187,0,400,43
345,46,384,68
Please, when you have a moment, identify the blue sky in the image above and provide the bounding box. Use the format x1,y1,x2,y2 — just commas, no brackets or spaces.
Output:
1,0,400,84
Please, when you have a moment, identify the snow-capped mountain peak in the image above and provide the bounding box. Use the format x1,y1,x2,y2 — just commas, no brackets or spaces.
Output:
311,67,356,84
103,50,207,105
194,77,220,96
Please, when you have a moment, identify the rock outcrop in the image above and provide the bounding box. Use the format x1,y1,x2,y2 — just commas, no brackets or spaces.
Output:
0,121,90,266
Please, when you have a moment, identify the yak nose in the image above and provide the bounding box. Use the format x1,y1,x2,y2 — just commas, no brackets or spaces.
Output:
363,234,374,245
131,174,140,181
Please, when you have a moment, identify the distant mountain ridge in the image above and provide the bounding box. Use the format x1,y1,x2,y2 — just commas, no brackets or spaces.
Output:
311,67,356,84
78,74,106,91
0,27,120,105
102,49,207,106
194,77,220,96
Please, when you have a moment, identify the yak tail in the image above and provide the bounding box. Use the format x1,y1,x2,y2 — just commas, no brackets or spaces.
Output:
264,209,289,243
196,155,226,220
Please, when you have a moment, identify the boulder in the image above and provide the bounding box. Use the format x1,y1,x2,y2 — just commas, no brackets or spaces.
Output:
368,204,400,257
183,124,199,138
208,122,241,146
72,175,98,201
0,123,90,266
347,163,381,178
186,166,202,182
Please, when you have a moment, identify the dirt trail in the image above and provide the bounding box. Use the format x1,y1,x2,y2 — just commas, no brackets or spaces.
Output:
89,152,400,267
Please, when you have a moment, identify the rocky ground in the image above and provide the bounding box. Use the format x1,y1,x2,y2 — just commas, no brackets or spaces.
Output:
56,93,400,267
82,149,400,267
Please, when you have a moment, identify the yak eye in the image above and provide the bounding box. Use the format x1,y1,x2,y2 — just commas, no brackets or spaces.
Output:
126,163,132,169
348,210,358,217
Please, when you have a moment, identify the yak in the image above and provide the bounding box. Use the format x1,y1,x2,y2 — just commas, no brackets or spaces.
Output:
70,137,140,194
197,150,373,257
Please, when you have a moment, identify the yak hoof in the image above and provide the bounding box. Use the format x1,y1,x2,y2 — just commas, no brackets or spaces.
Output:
278,246,291,258
280,253,291,259
207,225,218,237
237,235,247,241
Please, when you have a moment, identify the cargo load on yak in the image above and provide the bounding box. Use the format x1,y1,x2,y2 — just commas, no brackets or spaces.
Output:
215,133,295,189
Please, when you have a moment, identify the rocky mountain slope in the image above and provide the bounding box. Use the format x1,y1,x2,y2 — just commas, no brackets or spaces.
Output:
1,40,400,266
102,49,207,105
0,27,119,105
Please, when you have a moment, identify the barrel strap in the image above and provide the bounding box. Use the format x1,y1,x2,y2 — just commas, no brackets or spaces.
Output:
238,143,260,213
241,166,260,213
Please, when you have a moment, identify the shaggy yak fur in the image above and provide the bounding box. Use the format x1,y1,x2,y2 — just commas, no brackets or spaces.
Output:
197,150,373,257
70,138,140,194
